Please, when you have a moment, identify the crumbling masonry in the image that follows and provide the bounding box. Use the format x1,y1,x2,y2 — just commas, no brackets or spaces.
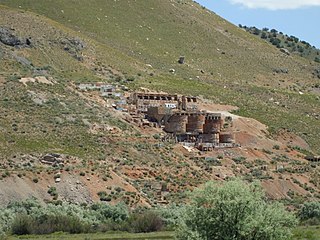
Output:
129,92,236,150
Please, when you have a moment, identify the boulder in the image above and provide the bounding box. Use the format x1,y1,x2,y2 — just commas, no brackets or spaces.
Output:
273,68,288,74
280,48,290,55
0,27,22,46
178,56,185,64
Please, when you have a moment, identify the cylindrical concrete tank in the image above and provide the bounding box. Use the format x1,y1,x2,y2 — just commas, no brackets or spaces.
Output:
201,133,220,143
203,118,222,134
219,133,235,143
186,114,205,133
164,114,188,133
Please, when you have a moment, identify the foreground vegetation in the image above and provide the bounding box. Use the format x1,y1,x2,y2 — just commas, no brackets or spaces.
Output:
0,179,319,239
5,228,320,240
176,180,297,240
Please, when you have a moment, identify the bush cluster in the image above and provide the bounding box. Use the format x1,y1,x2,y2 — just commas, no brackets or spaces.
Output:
299,201,320,225
0,180,306,239
0,198,169,236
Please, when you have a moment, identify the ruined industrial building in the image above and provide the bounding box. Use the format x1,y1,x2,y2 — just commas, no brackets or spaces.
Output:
78,84,237,151
129,92,237,151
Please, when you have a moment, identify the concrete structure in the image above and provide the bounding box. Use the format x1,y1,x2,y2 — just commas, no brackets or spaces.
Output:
100,85,116,97
164,114,188,134
203,114,223,134
305,156,320,163
130,92,197,113
127,91,236,151
219,133,235,144
78,82,111,91
158,110,234,150
133,93,178,112
186,114,205,133
147,106,172,125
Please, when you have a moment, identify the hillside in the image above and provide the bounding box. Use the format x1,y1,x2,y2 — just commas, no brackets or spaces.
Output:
0,0,319,206
241,25,320,63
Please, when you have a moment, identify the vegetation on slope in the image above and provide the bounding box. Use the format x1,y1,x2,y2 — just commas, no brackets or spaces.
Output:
1,180,319,239
240,25,320,63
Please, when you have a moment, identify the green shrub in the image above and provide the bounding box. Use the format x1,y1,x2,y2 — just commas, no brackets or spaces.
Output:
128,211,163,233
97,191,111,201
299,201,320,225
11,214,31,235
47,187,58,200
273,145,280,150
32,214,90,234
90,202,129,223
156,204,185,228
232,156,246,164
176,179,297,240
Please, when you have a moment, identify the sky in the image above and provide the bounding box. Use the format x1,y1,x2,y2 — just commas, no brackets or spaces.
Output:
196,0,320,48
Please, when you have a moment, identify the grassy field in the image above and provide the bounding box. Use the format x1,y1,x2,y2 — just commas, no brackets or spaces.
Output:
293,226,320,240
6,226,320,240
7,231,175,240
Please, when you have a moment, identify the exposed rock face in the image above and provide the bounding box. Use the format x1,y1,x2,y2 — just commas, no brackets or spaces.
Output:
60,37,86,61
0,27,31,47
0,27,22,46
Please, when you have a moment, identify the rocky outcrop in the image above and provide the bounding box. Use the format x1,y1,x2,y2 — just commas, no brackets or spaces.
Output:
0,27,21,46
60,37,86,61
0,27,32,47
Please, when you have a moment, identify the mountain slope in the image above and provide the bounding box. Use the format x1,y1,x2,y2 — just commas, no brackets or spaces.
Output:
1,0,320,153
0,0,319,206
